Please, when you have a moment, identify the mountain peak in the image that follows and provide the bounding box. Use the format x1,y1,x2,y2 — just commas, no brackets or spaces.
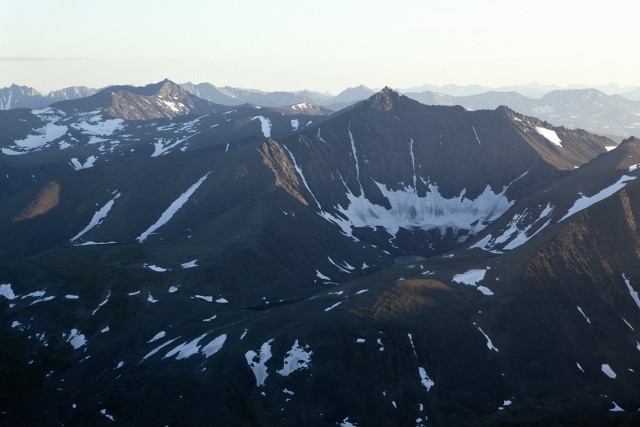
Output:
368,86,401,111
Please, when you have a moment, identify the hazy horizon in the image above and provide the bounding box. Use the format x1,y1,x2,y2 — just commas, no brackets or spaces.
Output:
1,0,638,94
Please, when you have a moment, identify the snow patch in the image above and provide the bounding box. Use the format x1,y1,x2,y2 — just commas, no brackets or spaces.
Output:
320,181,514,240
577,306,592,324
0,283,17,300
70,156,97,170
477,327,499,352
201,334,227,357
137,173,210,242
277,340,312,376
623,274,640,310
418,367,434,391
324,301,342,312
245,339,274,386
316,270,331,281
70,193,121,242
67,329,87,349
560,175,636,222
181,259,198,269
144,264,169,272
535,126,562,147
147,331,166,343
253,116,272,138
291,119,299,131
164,333,207,360
601,364,616,379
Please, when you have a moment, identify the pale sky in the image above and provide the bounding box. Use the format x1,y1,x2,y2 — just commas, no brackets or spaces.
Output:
1,0,638,94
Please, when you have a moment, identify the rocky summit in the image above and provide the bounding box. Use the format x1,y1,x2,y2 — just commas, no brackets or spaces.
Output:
1,84,639,426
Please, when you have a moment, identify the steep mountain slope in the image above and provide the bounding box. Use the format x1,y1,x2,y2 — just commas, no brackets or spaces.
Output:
1,87,639,426
50,79,228,120
406,89,640,139
268,89,611,254
0,84,45,110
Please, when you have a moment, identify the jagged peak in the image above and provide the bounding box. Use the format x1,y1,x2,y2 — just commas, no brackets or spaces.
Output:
367,86,401,111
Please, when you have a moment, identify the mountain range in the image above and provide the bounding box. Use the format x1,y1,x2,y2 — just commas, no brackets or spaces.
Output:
1,80,640,426
4,82,640,140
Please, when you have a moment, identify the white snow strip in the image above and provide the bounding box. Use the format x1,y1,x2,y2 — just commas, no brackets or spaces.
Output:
477,327,499,352
328,257,350,273
356,338,365,343
240,329,248,340
216,297,228,304
142,338,179,361
253,116,272,138
181,259,198,269
623,274,640,310
70,193,120,242
576,362,584,372
347,121,364,195
281,144,321,209
629,164,640,172
418,367,435,391
137,172,210,242
577,306,592,324
168,286,178,293
316,270,331,281
324,301,342,312
535,126,562,147
355,289,368,295
472,204,553,252
164,333,207,360
101,326,110,333
408,333,418,358
605,146,617,151
67,329,87,349
201,334,227,357
65,294,79,299
0,283,17,300
601,363,617,379
409,138,417,189
245,339,274,387
560,175,636,222
202,315,217,322
70,156,97,170
147,331,166,343
277,340,312,376
91,292,110,316
472,125,481,145
144,264,169,272
128,291,141,296
623,318,634,330
194,295,213,302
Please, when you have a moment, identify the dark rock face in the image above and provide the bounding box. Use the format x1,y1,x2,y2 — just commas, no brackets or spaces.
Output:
1,88,640,426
